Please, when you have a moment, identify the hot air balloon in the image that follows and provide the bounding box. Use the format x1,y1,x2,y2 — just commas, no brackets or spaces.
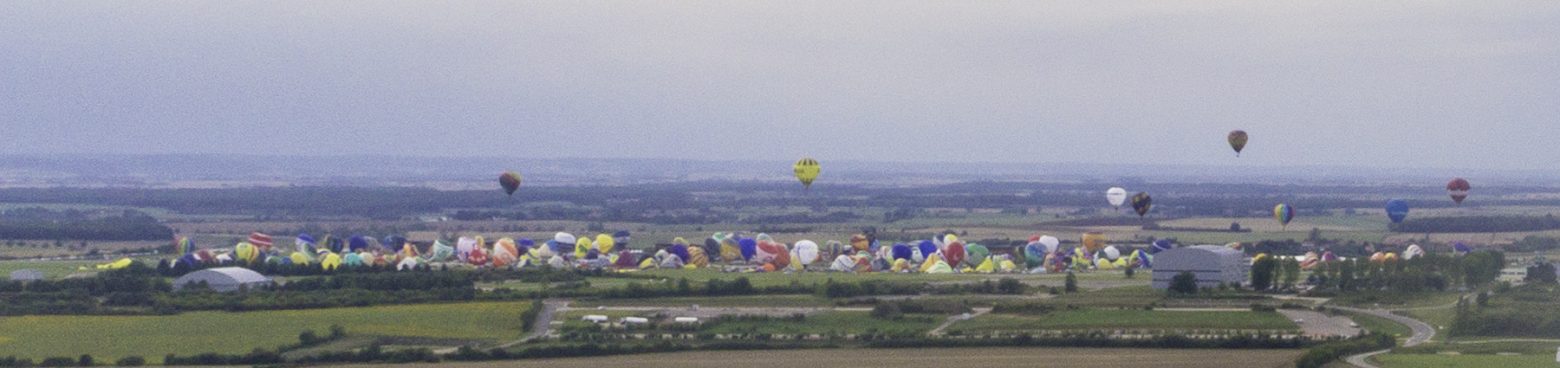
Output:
1150,239,1174,254
668,243,692,264
573,237,592,260
1037,236,1060,254
794,240,820,265
1403,244,1425,260
943,241,966,267
594,234,615,254
1447,178,1470,205
1385,199,1410,224
849,234,870,252
1273,203,1294,230
1228,130,1248,156
499,171,522,197
234,242,259,264
964,243,989,268
738,237,758,262
891,243,913,261
720,234,743,263
1130,192,1152,217
1106,187,1127,208
1453,241,1472,255
794,157,820,189
172,236,197,256
612,231,631,249
348,235,370,253
247,232,273,252
1103,246,1121,260
916,240,938,262
1082,232,1107,254
320,252,343,271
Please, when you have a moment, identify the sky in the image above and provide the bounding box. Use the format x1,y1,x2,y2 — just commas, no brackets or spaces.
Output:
2,1,1558,170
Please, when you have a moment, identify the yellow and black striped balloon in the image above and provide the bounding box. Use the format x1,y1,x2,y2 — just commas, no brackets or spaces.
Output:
793,157,820,189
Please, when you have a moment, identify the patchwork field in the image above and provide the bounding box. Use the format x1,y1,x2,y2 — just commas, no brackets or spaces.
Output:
337,347,1305,368
0,301,531,363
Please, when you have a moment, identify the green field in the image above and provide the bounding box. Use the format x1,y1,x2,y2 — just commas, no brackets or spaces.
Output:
0,260,105,279
699,311,939,336
947,310,1297,334
1342,311,1412,339
1037,285,1164,307
0,301,531,362
574,295,833,308
1373,353,1555,368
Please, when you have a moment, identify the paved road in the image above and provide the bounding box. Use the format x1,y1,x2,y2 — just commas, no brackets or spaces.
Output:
927,308,991,336
1334,306,1436,368
1278,309,1361,338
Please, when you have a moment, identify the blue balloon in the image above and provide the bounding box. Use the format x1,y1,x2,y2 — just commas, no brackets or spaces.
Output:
348,235,369,252
1453,241,1472,254
703,238,722,261
891,243,912,261
1024,243,1047,267
381,235,406,252
917,241,938,260
613,230,631,247
1150,239,1174,254
296,233,315,245
326,237,345,253
548,240,568,253
1385,199,1410,224
668,244,691,263
518,238,534,254
738,238,757,261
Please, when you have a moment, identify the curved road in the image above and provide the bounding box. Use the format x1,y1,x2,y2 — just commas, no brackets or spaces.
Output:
1333,306,1436,368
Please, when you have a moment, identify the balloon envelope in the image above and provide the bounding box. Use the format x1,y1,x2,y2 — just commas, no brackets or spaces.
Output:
1130,192,1152,217
1385,199,1410,224
738,238,757,262
499,171,522,196
1082,232,1107,254
794,240,820,264
1150,239,1174,254
1274,203,1295,229
917,241,938,262
1106,187,1127,208
794,158,820,189
1038,236,1060,253
1447,178,1471,205
1228,130,1248,156
1103,246,1121,260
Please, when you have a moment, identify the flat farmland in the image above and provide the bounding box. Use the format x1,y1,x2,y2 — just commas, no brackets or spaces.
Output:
0,301,530,363
335,347,1303,368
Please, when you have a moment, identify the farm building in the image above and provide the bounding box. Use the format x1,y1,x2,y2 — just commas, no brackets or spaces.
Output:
1151,245,1248,290
8,269,43,282
173,267,272,292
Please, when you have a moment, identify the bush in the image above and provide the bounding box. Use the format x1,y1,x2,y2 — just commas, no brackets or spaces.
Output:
1169,271,1198,295
871,303,903,320
114,356,146,366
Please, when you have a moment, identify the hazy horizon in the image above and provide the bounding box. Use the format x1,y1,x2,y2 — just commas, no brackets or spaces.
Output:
4,1,1557,171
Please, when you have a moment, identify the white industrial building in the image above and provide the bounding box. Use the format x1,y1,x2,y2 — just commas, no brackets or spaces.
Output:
1151,245,1248,290
172,267,272,292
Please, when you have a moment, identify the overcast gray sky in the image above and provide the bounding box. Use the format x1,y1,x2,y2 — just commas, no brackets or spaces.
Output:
2,1,1557,170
